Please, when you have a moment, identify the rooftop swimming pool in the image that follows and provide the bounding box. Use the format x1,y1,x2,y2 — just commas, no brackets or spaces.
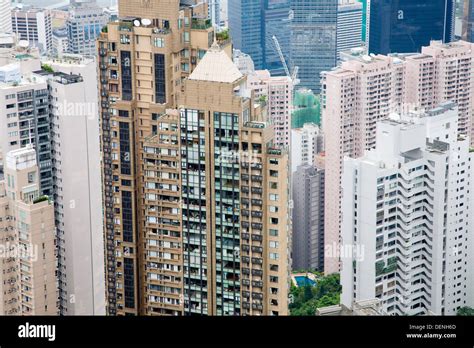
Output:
294,275,316,287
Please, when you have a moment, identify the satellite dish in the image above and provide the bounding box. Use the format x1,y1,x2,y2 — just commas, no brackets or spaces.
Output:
133,20,141,27
18,40,29,48
141,18,151,26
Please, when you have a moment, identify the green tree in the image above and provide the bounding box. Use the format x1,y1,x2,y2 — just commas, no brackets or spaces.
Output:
457,307,474,316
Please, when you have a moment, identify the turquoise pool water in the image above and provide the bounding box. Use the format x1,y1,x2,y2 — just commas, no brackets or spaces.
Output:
295,276,316,287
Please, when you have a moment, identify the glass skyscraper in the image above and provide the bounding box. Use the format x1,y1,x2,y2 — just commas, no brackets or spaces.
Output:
264,0,291,76
290,0,338,93
228,0,265,69
368,0,455,55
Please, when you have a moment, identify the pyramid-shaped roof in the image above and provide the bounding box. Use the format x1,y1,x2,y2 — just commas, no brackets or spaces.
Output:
188,42,243,83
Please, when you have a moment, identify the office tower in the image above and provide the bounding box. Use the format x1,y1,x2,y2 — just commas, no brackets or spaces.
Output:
43,56,105,315
97,0,232,315
0,63,53,197
228,0,265,69
292,164,325,271
368,0,455,55
337,0,363,59
290,0,361,92
290,0,338,93
463,0,474,42
11,7,52,53
0,0,12,33
0,147,57,315
341,103,474,315
357,0,368,41
290,123,323,173
322,40,474,274
67,0,108,57
247,70,293,148
52,28,68,56
264,0,291,76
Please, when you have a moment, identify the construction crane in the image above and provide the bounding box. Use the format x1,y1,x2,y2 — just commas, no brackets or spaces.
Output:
272,35,299,86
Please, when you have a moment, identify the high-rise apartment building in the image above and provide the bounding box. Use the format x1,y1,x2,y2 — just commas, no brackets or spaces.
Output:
176,44,289,316
292,164,325,271
247,70,293,149
99,0,289,316
290,123,323,173
341,103,474,315
66,0,108,57
98,0,220,316
368,0,455,55
0,0,12,34
42,56,105,315
11,7,52,53
0,147,57,315
0,62,53,197
322,40,474,274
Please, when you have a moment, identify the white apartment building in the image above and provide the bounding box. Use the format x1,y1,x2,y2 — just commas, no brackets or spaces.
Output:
322,40,474,274
43,55,105,315
290,123,324,173
341,103,474,315
11,7,52,53
247,70,293,149
0,64,53,197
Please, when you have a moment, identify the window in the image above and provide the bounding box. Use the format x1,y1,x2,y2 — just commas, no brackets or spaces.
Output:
153,37,164,47
269,229,278,236
269,194,279,201
269,241,279,249
27,172,35,184
270,253,279,260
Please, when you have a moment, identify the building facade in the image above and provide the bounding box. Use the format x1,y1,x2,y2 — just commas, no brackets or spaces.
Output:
337,0,363,59
0,147,57,315
290,123,323,173
247,70,293,149
11,7,52,53
463,0,474,42
322,40,474,274
292,164,325,271
0,0,12,34
0,63,53,197
341,104,474,315
290,0,338,93
98,0,290,316
67,0,108,57
228,0,265,69
44,56,106,315
368,0,455,54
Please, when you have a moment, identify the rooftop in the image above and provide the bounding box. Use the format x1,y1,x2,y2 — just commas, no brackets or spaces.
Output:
188,42,243,84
